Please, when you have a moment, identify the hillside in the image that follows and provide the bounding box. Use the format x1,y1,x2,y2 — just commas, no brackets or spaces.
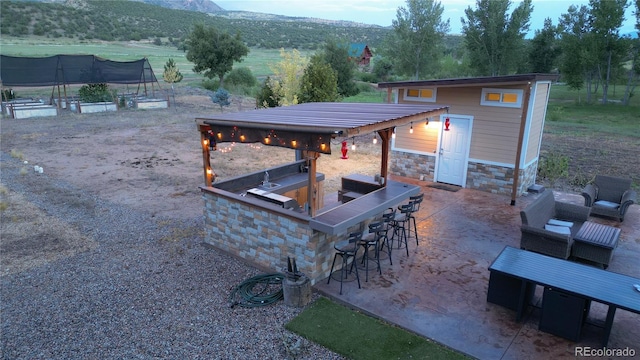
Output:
0,0,392,49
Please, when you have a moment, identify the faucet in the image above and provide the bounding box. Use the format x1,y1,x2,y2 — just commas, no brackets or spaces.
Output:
263,171,270,186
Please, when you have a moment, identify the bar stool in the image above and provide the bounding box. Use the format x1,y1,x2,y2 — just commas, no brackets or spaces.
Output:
327,231,362,295
379,209,396,265
358,221,384,281
391,203,413,257
407,193,424,246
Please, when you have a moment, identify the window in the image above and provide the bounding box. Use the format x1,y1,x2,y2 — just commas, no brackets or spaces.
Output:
480,88,523,108
403,87,437,102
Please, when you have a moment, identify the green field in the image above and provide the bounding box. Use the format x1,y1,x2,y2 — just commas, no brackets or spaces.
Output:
0,37,313,86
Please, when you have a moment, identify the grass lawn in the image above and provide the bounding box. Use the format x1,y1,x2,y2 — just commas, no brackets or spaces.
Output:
286,297,469,360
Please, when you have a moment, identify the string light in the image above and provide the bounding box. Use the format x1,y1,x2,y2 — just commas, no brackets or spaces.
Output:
392,128,396,139
372,133,378,144
410,122,414,134
351,137,356,151
291,140,297,147
425,118,429,126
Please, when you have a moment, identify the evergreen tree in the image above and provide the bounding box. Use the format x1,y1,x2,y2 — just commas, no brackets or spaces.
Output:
298,55,339,103
321,39,359,97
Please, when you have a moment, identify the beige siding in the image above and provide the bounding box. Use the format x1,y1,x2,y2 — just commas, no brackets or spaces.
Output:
525,83,549,163
394,121,439,154
398,85,527,165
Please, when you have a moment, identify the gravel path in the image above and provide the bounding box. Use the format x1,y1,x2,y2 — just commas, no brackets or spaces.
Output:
0,119,343,359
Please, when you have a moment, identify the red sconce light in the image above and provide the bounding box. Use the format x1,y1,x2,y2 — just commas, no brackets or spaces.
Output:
444,117,451,131
341,140,349,159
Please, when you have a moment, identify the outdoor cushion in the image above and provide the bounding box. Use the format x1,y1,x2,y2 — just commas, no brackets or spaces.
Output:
594,200,619,209
547,219,574,228
544,224,571,235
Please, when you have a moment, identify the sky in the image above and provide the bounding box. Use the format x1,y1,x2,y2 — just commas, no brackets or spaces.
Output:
214,0,638,37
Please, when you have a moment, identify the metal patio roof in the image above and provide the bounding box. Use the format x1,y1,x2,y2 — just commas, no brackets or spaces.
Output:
197,102,449,138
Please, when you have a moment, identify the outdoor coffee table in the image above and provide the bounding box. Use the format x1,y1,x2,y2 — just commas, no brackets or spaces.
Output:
571,221,620,269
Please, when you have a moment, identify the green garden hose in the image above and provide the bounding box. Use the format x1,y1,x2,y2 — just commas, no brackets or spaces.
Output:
229,273,285,308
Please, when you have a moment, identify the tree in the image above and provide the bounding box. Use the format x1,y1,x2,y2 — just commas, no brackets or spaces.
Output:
622,0,640,105
461,0,533,76
385,0,450,80
558,1,629,103
268,48,308,106
163,58,183,107
320,39,358,97
185,24,248,88
255,76,281,108
373,56,394,82
589,0,629,104
298,55,339,103
210,88,231,111
528,18,561,73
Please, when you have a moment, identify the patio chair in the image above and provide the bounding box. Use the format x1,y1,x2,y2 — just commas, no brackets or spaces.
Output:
581,175,637,222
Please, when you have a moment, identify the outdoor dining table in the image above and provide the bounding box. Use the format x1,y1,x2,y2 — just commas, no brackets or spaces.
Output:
488,246,640,346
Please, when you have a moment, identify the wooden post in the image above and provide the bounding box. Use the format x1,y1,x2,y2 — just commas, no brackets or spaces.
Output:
303,151,320,217
197,123,213,187
387,88,392,103
378,128,392,186
511,83,532,206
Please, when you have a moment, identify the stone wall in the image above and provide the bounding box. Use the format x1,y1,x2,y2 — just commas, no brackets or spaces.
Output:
202,190,359,285
390,151,435,181
390,151,538,196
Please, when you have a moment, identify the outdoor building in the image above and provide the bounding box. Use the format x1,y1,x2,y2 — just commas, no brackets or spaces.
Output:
377,73,559,204
347,43,373,66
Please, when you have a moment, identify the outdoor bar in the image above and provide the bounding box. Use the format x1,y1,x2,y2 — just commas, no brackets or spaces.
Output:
196,102,449,284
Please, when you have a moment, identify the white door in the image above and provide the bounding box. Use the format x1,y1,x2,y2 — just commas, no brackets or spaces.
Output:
435,115,472,186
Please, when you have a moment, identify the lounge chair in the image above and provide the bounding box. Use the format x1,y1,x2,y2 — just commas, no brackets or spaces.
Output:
581,175,637,222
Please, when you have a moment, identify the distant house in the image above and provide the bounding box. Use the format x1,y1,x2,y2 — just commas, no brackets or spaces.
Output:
347,43,373,66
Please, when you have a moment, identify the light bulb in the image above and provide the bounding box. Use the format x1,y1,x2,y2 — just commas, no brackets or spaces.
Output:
410,123,414,134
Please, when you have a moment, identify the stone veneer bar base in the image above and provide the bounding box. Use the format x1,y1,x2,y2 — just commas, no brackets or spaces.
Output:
202,190,362,285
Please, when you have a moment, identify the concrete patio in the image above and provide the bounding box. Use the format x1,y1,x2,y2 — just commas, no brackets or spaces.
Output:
314,176,640,359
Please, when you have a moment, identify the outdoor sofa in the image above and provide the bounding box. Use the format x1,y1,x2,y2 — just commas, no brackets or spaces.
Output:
520,190,591,259
581,175,637,222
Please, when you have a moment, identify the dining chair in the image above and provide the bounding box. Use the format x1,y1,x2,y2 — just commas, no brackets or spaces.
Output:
379,209,396,265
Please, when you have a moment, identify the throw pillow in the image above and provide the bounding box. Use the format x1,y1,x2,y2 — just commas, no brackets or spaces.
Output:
545,224,571,235
547,219,573,228
594,200,619,209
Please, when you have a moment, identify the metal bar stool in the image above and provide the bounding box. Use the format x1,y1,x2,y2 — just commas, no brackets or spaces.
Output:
379,208,396,265
407,193,424,246
391,203,413,257
358,221,384,281
327,231,362,294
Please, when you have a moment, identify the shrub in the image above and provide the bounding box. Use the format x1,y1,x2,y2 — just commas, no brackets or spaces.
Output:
210,88,231,111
538,152,569,183
225,67,257,87
78,83,113,103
